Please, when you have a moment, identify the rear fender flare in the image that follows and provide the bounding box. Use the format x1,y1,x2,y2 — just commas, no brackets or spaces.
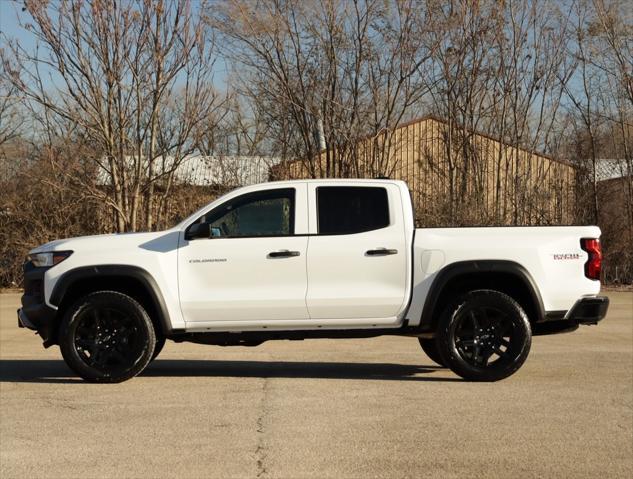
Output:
418,260,545,330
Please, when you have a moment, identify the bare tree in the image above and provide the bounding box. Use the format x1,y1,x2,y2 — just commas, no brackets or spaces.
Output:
420,0,575,225
560,0,607,223
0,79,24,152
209,0,434,178
590,0,633,234
1,0,223,231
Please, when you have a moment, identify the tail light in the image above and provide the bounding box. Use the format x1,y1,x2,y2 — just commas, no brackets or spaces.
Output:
580,238,602,281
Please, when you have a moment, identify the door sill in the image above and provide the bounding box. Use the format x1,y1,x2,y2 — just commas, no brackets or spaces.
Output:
183,316,404,333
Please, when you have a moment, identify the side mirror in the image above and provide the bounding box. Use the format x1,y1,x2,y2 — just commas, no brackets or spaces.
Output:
185,223,211,241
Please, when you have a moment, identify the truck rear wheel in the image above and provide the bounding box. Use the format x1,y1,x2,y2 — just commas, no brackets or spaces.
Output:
436,289,531,381
151,335,166,361
418,338,445,366
59,291,156,383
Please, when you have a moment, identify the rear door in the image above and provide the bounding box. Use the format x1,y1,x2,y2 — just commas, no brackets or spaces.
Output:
305,183,409,320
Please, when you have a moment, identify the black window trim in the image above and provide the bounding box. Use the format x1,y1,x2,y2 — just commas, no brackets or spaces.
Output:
315,185,391,236
185,187,296,239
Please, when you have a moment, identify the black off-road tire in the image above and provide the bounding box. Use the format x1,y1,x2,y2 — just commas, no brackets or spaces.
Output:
59,291,156,383
436,289,531,382
151,335,166,361
418,337,446,366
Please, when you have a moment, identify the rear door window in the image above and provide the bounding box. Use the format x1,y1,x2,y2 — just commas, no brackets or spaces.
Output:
317,186,389,235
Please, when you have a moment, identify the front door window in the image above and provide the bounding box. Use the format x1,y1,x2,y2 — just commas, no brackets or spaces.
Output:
197,188,295,238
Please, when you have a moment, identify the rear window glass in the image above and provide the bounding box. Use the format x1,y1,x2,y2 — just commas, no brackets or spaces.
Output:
317,186,390,235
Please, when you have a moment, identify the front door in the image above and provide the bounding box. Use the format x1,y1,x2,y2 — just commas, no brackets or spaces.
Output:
178,185,310,323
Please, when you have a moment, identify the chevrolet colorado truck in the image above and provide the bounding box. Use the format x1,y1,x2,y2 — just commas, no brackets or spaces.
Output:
18,179,609,382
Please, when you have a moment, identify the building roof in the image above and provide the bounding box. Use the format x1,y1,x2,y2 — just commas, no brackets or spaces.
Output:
595,159,631,182
277,114,575,172
173,155,281,186
380,114,575,168
97,155,282,186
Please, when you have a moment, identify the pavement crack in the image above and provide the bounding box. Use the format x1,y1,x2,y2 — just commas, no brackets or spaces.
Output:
255,376,270,478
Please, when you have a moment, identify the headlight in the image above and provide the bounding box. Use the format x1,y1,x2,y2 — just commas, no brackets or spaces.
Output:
27,251,73,268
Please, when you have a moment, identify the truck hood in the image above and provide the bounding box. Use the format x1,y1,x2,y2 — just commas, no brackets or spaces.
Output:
29,229,180,255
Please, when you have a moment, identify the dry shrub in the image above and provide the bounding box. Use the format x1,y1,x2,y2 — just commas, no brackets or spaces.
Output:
598,177,633,284
0,156,104,286
0,152,232,287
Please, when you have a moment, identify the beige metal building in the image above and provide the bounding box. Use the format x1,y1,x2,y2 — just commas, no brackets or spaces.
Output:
272,115,577,226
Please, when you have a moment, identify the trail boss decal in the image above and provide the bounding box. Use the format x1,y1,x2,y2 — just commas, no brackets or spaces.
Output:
553,253,581,260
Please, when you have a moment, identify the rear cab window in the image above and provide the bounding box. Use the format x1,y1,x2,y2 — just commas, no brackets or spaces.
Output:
317,186,390,235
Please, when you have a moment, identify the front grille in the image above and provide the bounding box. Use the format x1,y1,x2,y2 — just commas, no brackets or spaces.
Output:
25,278,43,297
23,261,45,301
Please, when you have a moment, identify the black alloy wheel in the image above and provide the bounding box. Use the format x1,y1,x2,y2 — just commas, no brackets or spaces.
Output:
454,306,517,367
73,307,144,371
436,289,531,381
59,291,156,382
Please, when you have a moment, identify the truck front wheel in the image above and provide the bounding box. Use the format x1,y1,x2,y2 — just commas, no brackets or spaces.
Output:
418,338,446,366
436,289,531,381
59,291,156,383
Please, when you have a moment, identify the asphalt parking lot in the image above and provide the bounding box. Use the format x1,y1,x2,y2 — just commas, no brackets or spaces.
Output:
1,291,631,478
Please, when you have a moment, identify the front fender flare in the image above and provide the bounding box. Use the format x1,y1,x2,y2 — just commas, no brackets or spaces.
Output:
50,265,173,334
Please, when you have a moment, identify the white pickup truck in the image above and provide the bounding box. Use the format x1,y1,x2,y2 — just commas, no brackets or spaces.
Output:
18,179,609,382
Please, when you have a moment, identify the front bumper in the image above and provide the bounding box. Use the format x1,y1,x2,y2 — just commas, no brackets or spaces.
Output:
17,302,57,330
18,261,59,346
17,302,59,347
17,308,36,329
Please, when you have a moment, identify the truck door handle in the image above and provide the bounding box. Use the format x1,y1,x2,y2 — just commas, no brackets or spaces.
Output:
268,250,301,258
365,248,398,256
